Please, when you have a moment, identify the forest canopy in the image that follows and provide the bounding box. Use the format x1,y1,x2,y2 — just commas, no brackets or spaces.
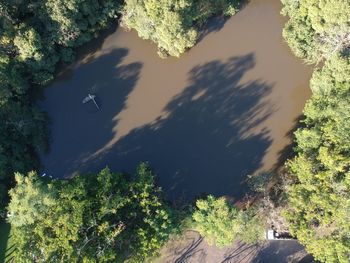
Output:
281,1,350,262
284,54,350,263
121,0,239,57
7,163,175,262
281,0,350,63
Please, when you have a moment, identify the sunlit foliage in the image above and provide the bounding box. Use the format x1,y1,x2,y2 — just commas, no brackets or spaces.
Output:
192,195,264,247
7,163,175,262
281,0,350,63
285,54,350,263
121,0,239,57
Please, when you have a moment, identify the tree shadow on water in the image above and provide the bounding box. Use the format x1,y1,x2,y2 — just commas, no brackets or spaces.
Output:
40,48,142,177
196,0,249,44
273,115,304,171
197,16,230,43
87,53,274,200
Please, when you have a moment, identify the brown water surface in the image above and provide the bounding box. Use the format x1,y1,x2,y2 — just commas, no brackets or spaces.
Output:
40,0,312,199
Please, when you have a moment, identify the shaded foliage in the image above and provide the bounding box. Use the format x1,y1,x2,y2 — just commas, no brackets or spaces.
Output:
7,163,176,262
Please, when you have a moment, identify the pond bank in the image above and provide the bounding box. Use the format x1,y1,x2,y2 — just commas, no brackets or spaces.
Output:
39,0,312,200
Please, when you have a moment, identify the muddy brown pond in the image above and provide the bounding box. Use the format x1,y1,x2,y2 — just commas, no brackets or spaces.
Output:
39,0,312,200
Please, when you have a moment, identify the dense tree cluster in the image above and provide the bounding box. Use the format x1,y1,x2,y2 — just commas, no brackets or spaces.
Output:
121,0,239,57
7,163,175,262
285,54,350,263
192,195,265,248
282,1,350,262
0,0,122,209
281,0,350,63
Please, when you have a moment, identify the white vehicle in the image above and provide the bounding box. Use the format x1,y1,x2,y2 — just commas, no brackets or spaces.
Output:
266,229,294,240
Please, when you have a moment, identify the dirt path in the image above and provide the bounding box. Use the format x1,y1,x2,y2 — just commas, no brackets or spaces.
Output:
155,231,313,263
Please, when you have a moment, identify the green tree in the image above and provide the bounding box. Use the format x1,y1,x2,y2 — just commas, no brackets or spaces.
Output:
121,0,197,57
7,172,55,227
127,163,175,260
285,54,350,263
281,0,350,63
7,172,57,261
7,163,175,262
41,0,121,48
192,195,264,248
14,26,44,62
121,0,239,57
